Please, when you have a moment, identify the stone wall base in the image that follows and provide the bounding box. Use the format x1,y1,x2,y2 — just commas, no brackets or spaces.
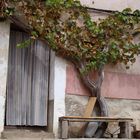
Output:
65,94,140,138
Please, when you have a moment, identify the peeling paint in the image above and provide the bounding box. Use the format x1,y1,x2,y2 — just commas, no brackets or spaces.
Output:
0,22,10,136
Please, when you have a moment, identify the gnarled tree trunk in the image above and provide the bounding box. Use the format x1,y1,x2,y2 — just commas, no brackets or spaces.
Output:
74,61,108,138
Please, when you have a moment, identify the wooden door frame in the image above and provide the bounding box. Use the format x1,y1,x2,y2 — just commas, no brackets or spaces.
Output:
47,50,55,132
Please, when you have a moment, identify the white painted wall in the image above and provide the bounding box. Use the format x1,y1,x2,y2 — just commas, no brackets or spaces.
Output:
53,56,66,137
0,22,10,137
81,0,140,11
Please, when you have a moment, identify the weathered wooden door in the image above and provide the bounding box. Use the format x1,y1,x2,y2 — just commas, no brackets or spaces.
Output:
6,30,50,126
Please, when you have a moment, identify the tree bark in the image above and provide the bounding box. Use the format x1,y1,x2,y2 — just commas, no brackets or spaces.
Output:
75,61,108,138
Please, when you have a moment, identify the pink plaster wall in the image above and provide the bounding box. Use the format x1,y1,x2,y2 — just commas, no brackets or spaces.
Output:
66,64,90,96
66,64,140,99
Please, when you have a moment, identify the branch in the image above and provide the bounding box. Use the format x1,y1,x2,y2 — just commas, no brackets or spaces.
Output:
84,41,95,46
132,28,140,36
74,61,97,96
95,66,104,98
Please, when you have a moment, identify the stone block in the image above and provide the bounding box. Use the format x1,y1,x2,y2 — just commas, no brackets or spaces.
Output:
132,101,140,111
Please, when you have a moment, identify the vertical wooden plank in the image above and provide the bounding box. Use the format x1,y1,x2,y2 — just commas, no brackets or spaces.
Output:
14,31,17,125
12,31,16,125
6,31,16,125
14,31,18,125
17,31,22,125
119,122,131,138
31,40,38,125
26,40,33,125
10,31,16,125
48,50,55,101
38,42,45,125
35,41,42,125
13,31,17,125
43,43,48,126
48,50,55,131
31,41,49,126
21,32,25,125
6,30,28,125
39,42,49,125
21,32,29,125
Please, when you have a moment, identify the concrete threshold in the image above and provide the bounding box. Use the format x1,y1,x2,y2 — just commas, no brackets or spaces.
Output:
0,138,139,140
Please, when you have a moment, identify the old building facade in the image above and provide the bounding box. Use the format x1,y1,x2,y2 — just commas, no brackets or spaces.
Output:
0,0,140,138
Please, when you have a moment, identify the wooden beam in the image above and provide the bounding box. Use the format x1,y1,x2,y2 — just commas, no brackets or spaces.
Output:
61,120,69,139
83,97,97,117
119,122,131,138
59,116,133,121
79,97,97,137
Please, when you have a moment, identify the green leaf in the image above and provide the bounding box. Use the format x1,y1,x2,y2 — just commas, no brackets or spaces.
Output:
122,8,132,14
31,31,38,38
16,40,31,48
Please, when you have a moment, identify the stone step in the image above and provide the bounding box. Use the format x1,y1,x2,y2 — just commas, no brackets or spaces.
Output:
1,130,54,139
0,138,139,140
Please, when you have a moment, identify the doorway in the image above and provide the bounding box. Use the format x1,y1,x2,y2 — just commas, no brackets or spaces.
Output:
6,29,51,127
